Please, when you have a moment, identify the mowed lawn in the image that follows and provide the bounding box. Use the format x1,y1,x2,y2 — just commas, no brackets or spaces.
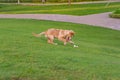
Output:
0,2,120,15
0,19,120,80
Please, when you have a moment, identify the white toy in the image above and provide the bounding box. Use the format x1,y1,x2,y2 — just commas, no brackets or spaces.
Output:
73,45,78,48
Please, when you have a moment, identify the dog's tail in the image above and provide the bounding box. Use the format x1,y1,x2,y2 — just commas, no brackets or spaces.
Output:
32,32,45,37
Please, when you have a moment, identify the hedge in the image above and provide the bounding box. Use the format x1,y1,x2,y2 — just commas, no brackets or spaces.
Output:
0,0,104,3
110,9,120,18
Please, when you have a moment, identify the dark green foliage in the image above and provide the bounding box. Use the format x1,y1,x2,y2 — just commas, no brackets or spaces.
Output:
110,9,120,18
0,0,104,3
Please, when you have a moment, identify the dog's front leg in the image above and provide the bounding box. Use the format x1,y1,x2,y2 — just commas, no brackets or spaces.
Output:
58,37,67,45
69,40,74,45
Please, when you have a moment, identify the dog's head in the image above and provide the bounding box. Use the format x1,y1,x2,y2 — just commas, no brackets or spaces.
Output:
65,30,75,41
69,30,75,36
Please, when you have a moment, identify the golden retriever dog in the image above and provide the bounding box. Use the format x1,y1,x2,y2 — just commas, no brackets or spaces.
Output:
32,28,75,45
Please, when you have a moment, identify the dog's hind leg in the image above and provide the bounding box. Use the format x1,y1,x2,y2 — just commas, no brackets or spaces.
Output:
47,35,57,45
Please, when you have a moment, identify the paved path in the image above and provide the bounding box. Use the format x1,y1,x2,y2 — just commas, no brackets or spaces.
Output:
0,12,120,30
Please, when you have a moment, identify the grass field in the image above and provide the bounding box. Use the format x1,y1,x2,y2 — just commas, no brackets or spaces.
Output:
0,2,120,15
0,18,120,80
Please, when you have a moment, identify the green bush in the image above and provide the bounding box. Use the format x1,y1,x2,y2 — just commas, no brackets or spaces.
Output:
0,0,17,3
0,0,104,3
114,9,120,14
0,0,33,3
43,0,103,3
46,0,104,3
110,9,120,18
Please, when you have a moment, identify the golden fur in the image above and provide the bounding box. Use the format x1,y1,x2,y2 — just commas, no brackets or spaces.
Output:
33,28,75,45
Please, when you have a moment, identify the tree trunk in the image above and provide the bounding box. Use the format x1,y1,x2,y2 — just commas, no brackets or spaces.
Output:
68,0,71,5
42,0,46,4
18,0,20,4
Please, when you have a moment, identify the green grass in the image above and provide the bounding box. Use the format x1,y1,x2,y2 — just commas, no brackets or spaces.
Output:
0,18,120,80
0,2,120,15
110,9,120,18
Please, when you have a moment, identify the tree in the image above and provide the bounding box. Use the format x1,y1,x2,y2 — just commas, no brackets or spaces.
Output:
42,0,46,4
17,0,20,4
68,0,71,5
